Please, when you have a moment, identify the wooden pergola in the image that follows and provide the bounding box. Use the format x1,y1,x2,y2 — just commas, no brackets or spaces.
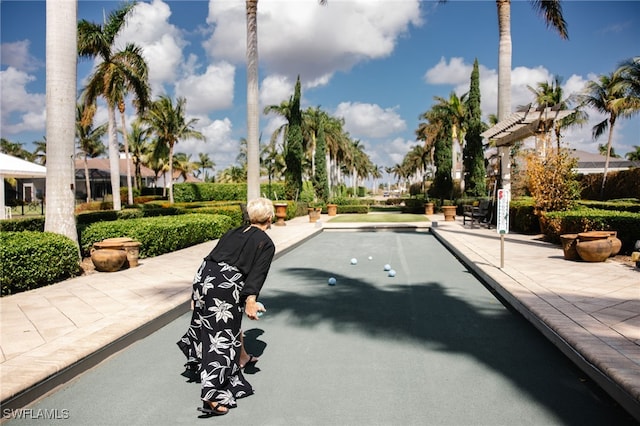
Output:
481,105,575,147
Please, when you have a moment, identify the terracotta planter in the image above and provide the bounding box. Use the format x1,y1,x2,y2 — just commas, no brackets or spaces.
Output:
91,248,127,272
274,203,287,226
606,231,622,257
327,204,338,216
424,202,434,215
576,238,612,262
308,207,322,223
122,241,141,267
441,205,456,221
559,234,579,261
578,230,621,258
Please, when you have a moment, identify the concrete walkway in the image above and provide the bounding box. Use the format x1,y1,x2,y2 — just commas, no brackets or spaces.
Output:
1,213,638,421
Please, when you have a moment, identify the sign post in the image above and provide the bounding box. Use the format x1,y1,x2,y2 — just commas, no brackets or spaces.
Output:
496,189,510,268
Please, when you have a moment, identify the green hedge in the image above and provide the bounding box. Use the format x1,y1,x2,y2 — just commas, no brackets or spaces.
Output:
540,208,640,253
173,182,286,202
1,231,81,296
509,197,540,234
79,213,233,258
577,199,640,213
335,205,369,214
0,216,45,232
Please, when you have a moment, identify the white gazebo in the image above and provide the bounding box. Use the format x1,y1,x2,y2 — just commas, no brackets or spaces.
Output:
1,153,47,220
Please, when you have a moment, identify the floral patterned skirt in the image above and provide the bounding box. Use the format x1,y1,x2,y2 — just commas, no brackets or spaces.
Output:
177,260,254,407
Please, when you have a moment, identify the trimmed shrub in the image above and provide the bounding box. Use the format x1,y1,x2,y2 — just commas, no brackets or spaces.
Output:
540,208,640,253
173,182,286,203
509,197,540,234
79,213,233,258
0,216,45,232
1,231,81,296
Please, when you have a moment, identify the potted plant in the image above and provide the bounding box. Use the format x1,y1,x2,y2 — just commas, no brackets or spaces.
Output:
308,202,323,223
441,200,456,221
424,196,434,215
326,201,338,216
274,202,288,226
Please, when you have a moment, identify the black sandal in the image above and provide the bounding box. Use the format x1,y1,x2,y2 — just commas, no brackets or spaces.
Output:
240,354,259,369
197,401,228,416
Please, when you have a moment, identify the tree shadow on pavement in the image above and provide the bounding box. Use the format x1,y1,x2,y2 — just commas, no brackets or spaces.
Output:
259,265,636,425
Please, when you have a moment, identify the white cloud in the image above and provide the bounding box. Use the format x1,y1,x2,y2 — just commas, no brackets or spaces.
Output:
175,62,235,115
118,0,186,92
424,57,471,86
260,75,294,107
183,117,240,171
378,136,417,167
0,67,45,134
0,40,42,72
334,102,406,139
204,0,422,84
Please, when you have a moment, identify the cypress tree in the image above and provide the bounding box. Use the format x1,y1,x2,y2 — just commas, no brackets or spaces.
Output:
284,76,303,200
463,58,487,197
430,121,453,201
313,119,330,202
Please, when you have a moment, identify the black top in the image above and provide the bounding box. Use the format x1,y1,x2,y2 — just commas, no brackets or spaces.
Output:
205,225,275,300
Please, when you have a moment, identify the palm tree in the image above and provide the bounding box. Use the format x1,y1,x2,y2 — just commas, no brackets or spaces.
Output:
125,119,152,190
173,152,198,182
32,139,47,165
78,2,150,210
617,57,640,100
115,46,150,205
1,139,32,159
76,102,107,202
217,165,247,183
598,144,620,158
246,0,328,201
144,95,205,203
495,0,568,192
527,76,588,154
147,139,169,196
403,144,432,195
245,0,260,201
580,70,635,199
433,92,467,190
44,0,78,246
196,153,215,182
625,146,640,161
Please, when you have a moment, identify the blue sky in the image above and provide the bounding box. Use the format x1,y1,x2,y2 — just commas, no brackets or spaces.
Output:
1,0,639,176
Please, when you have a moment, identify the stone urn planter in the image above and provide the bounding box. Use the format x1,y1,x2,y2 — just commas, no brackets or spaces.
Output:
308,207,322,223
91,248,127,272
94,237,140,268
424,202,434,215
559,234,579,261
576,231,612,262
122,241,142,267
274,203,287,226
441,205,456,221
327,203,338,216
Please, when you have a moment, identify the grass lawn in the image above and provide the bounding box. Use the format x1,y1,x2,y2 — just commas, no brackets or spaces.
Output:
327,213,429,223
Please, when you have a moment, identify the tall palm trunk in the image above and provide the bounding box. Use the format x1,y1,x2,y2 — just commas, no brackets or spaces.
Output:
107,107,121,209
246,0,260,200
83,153,91,202
497,0,512,192
600,117,616,199
119,102,134,205
44,0,79,248
168,142,175,203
